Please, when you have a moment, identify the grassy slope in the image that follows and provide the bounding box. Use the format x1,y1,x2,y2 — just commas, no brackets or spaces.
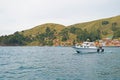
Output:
21,23,65,37
68,15,120,38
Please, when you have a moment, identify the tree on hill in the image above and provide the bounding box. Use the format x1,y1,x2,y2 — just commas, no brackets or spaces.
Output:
36,27,56,46
113,29,120,38
89,29,101,41
111,22,118,31
36,33,46,45
0,32,27,46
59,28,69,41
102,21,109,25
69,27,77,34
75,28,89,42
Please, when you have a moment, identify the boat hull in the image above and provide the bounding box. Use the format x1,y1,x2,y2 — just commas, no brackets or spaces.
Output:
73,47,98,53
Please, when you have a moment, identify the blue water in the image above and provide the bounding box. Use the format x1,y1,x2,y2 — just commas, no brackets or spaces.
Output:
0,46,120,80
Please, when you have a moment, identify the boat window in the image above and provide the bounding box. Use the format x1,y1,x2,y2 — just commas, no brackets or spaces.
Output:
90,44,94,46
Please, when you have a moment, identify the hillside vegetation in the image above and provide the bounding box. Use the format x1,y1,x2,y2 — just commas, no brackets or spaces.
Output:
0,15,120,46
68,15,120,37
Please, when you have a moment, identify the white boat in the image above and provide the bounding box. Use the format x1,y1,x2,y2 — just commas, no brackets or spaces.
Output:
73,42,104,53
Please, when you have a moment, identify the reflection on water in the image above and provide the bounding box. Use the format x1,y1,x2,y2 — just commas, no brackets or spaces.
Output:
0,46,120,80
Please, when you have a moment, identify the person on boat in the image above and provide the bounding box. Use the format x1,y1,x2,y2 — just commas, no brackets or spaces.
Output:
97,42,104,52
99,42,103,48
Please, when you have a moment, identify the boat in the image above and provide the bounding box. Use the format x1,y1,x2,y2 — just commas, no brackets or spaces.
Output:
73,42,104,53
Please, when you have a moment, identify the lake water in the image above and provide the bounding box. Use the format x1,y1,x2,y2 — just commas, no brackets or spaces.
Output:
0,46,120,80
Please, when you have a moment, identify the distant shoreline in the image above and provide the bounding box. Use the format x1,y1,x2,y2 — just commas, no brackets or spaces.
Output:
0,45,120,47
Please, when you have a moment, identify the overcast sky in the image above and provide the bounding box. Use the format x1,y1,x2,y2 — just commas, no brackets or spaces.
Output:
0,0,120,35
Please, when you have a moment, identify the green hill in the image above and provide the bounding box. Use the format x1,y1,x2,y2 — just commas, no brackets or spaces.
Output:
0,15,120,46
21,23,65,36
68,15,120,38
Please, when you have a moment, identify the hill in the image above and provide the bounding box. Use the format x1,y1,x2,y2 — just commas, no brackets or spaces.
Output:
0,15,120,46
21,23,65,36
68,15,120,38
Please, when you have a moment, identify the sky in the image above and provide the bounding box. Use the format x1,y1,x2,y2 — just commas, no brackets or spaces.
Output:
0,0,120,35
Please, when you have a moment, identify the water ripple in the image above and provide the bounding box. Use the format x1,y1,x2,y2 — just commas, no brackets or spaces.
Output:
18,66,38,70
0,47,120,80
